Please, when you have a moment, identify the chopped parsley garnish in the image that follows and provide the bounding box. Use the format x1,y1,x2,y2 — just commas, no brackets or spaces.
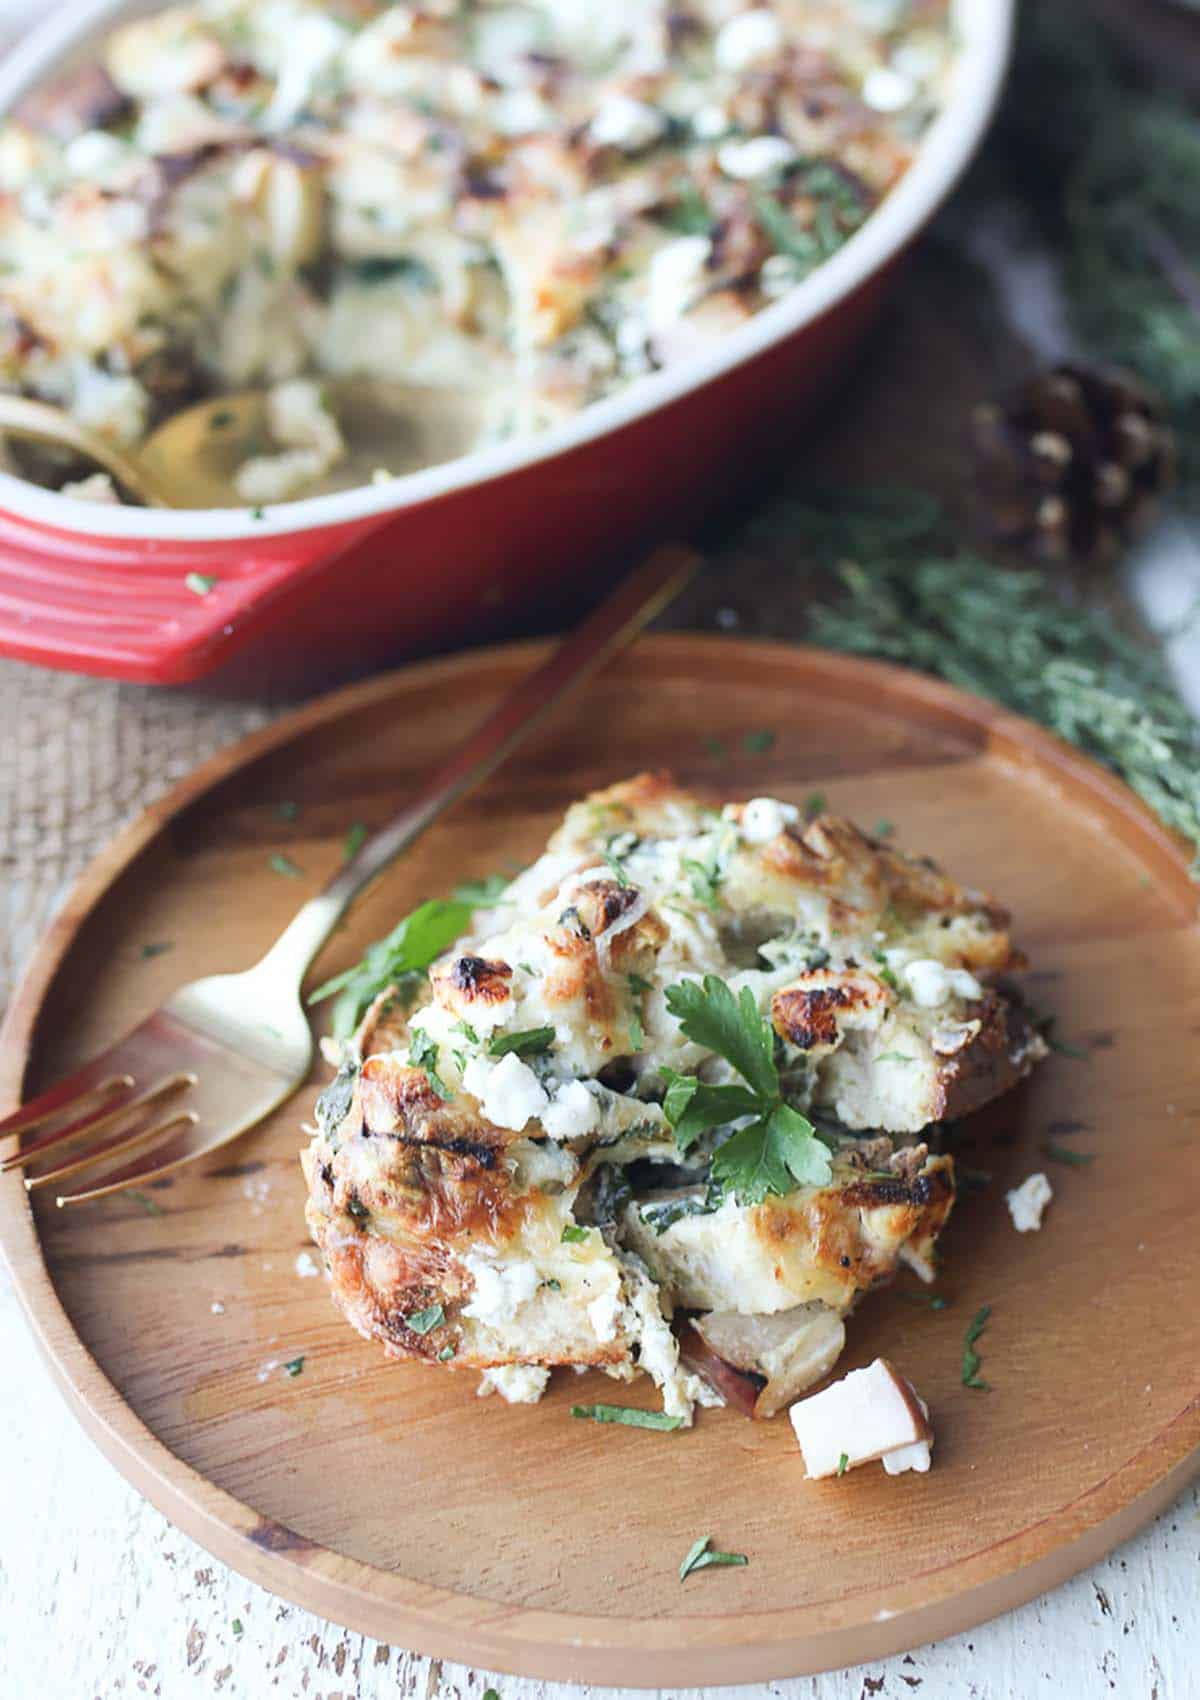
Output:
309,895,479,1039
872,818,896,838
961,1304,992,1390
343,822,367,861
405,1303,445,1335
703,734,729,761
836,1452,849,1477
128,1189,164,1216
872,949,901,993
437,1342,457,1361
209,408,235,431
453,872,513,905
408,1030,451,1100
275,800,300,821
140,942,172,959
1042,1021,1090,1060
1042,1139,1096,1167
185,572,218,597
660,182,714,236
930,1296,948,1311
571,1403,685,1431
803,791,827,821
284,1356,305,1378
640,1195,711,1235
269,852,303,879
231,1619,244,1637
662,975,832,1203
679,1535,749,1581
487,1026,555,1059
561,1223,590,1244
453,1018,480,1045
743,728,776,754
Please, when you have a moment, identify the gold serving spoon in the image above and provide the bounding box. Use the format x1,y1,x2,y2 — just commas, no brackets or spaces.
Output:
0,380,487,509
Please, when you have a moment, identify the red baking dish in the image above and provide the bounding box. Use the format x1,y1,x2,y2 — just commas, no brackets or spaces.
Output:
0,0,1014,690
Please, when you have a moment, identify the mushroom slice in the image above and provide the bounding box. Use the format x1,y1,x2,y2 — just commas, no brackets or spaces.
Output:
693,1302,846,1419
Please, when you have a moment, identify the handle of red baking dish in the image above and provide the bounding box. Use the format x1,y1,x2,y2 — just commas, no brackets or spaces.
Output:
0,505,384,685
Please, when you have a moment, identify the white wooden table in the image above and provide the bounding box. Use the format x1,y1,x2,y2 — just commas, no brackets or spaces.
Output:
0,2,1197,1694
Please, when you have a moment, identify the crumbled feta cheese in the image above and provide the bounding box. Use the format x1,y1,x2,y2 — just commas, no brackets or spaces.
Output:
902,959,984,1008
587,1290,623,1343
690,103,729,140
789,1357,933,1478
714,9,784,73
589,95,665,152
60,472,120,504
717,135,796,180
861,65,916,113
477,1363,550,1404
542,1079,599,1139
234,379,346,505
1006,1171,1053,1233
737,797,800,846
462,1052,549,1131
645,236,712,329
760,253,803,298
294,1251,321,1278
462,1252,541,1325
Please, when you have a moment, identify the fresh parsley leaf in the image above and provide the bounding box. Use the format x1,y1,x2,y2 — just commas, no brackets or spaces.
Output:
140,942,172,959
231,1619,244,1637
128,1189,164,1216
660,182,713,236
561,1223,590,1244
709,1104,832,1205
405,1303,445,1335
803,791,826,821
453,1018,480,1045
837,1452,849,1477
679,1535,749,1581
408,1030,451,1100
487,1026,555,1059
703,734,729,761
962,1304,992,1390
437,1342,457,1361
661,1071,761,1152
665,976,778,1101
603,846,631,887
872,818,896,838
1042,1139,1096,1167
681,854,723,912
284,1356,305,1378
308,896,477,1040
743,728,776,754
570,1404,685,1431
269,852,303,879
343,822,367,861
185,572,217,596
639,1195,712,1234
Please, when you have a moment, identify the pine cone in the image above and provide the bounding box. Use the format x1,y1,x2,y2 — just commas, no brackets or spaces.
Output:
972,364,1176,561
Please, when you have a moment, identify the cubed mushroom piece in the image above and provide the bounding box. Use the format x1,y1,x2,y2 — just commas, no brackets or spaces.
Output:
789,1357,933,1478
694,1302,846,1418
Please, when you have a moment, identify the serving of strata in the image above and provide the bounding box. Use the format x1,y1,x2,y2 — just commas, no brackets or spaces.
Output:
303,774,1046,1471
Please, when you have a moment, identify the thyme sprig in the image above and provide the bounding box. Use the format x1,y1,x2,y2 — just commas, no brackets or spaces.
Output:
775,487,1200,874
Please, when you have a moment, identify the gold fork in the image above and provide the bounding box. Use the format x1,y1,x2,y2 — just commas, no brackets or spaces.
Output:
0,545,698,1207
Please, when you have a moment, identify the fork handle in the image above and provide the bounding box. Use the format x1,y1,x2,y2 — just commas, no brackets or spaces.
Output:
258,545,700,987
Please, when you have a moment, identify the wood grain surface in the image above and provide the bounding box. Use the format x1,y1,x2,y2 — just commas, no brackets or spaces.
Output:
2,636,1198,1686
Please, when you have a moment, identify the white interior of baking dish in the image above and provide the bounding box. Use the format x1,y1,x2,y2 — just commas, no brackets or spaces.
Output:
0,0,1014,540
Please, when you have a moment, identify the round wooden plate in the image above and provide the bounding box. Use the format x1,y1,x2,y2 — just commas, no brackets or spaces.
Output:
2,637,1198,1686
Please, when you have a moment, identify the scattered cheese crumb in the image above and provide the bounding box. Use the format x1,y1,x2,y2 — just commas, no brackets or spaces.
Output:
902,958,984,1008
717,135,797,180
714,8,785,73
477,1364,551,1404
735,797,800,845
462,1052,549,1131
294,1251,321,1278
542,1080,599,1139
1006,1171,1053,1233
589,94,665,152
789,1357,933,1479
210,1301,225,1315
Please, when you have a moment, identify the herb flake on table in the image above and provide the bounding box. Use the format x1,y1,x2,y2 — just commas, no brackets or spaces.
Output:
571,1403,685,1432
343,822,367,861
269,852,303,879
1042,1139,1096,1168
184,572,218,597
284,1356,305,1378
743,727,776,754
679,1535,749,1581
139,942,172,960
962,1304,992,1391
803,791,827,820
128,1189,164,1216
837,1452,849,1477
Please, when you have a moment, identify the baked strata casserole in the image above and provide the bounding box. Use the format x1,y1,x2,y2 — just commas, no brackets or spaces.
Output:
302,774,1045,1422
0,0,955,501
